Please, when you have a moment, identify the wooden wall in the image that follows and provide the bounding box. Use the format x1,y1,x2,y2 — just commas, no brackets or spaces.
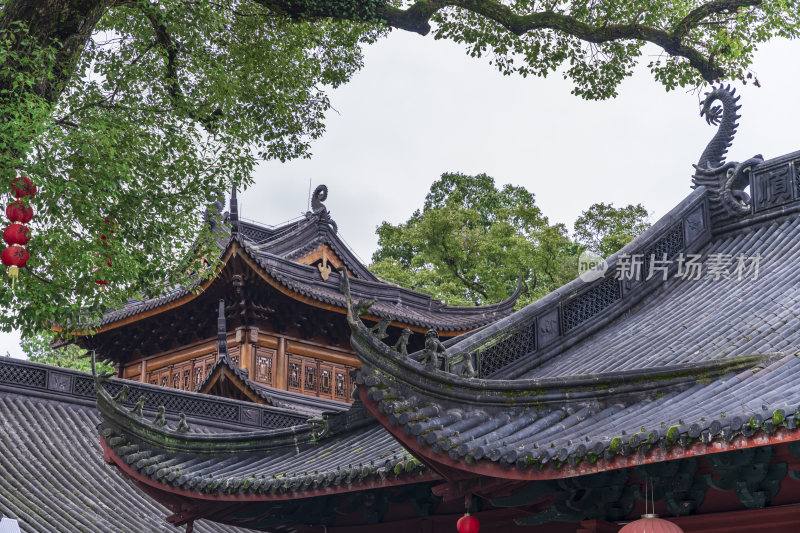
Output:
121,327,359,403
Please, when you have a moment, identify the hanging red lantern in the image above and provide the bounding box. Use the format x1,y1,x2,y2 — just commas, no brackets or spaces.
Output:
619,515,684,533
2,245,28,288
6,200,33,224
3,224,30,246
456,514,480,533
10,176,36,199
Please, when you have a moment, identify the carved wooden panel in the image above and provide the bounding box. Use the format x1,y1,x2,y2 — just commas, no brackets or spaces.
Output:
334,365,349,402
303,359,317,395
254,347,275,386
147,352,216,392
287,355,302,393
229,346,240,366
319,362,333,400
285,352,354,403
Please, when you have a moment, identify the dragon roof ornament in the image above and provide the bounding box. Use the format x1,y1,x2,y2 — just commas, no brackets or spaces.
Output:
692,84,763,220
307,184,338,234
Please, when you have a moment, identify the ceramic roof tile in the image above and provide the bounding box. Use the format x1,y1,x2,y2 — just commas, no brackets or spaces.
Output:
0,392,257,533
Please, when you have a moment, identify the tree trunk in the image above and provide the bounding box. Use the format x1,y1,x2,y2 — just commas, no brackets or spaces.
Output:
0,0,110,103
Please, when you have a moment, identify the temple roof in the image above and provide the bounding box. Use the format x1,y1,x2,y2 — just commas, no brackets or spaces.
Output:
0,358,270,533
92,185,520,334
93,86,800,529
338,103,800,479
95,376,435,502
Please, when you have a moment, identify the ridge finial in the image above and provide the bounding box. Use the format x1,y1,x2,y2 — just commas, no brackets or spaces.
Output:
217,299,229,360
230,187,239,237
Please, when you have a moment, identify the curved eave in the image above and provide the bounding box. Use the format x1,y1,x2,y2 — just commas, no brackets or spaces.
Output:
357,384,800,481
86,239,500,337
96,380,315,454
347,309,775,407
95,378,437,502
100,436,439,503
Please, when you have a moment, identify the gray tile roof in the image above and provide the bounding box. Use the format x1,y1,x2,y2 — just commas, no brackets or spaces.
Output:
97,233,520,332
358,351,800,470
0,392,257,533
526,215,800,378
96,381,429,499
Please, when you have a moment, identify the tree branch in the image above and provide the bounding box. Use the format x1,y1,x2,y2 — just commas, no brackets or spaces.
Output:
140,4,222,132
256,0,767,81
672,0,761,38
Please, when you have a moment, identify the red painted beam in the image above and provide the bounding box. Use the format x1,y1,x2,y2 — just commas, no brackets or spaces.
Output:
647,504,800,533
359,388,800,481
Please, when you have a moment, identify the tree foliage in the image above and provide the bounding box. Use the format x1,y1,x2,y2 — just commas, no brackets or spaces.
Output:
574,202,651,257
0,4,379,334
0,0,797,334
371,173,648,308
18,330,113,373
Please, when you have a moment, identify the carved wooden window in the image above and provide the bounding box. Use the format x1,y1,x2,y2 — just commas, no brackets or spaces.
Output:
194,364,204,388
288,356,302,393
229,346,240,366
334,366,348,401
254,347,274,386
285,353,355,403
183,370,190,390
319,362,333,399
172,370,180,389
303,361,317,394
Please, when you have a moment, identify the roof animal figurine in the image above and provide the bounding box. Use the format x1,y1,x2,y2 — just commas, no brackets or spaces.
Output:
130,395,146,417
111,385,129,404
176,413,190,433
393,328,412,356
692,85,764,221
421,329,447,370
153,406,167,427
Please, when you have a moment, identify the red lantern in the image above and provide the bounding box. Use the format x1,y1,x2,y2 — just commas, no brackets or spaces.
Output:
2,245,29,288
10,176,36,198
6,200,33,224
619,515,684,533
456,514,480,533
3,224,29,246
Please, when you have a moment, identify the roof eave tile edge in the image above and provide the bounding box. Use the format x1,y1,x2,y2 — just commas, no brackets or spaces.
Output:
99,434,438,503
356,381,800,482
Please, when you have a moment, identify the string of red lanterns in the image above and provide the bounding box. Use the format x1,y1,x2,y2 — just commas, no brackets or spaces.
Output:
2,176,36,288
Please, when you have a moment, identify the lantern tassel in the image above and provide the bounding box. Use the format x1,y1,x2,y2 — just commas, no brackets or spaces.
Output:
8,265,18,289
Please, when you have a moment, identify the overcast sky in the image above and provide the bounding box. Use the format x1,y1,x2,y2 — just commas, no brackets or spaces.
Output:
3,31,799,358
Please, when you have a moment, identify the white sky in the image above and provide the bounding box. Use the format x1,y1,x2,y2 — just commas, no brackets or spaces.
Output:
3,31,799,358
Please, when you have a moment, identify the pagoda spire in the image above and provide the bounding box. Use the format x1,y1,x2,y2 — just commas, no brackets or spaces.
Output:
217,299,229,360
229,187,239,237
